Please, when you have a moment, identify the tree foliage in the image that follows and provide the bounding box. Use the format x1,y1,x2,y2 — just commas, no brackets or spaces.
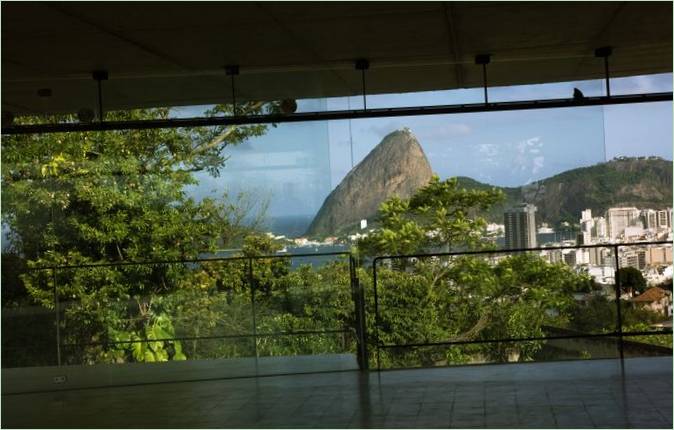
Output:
2,104,279,364
356,177,600,366
357,175,504,257
618,267,647,294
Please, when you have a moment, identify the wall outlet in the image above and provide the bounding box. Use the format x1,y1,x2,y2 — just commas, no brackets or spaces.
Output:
53,375,67,384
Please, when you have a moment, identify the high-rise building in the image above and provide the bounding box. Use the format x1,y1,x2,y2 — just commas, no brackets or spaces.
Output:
641,209,658,230
504,203,537,249
657,208,672,230
607,207,640,240
577,231,592,245
645,246,673,265
588,246,612,266
580,209,594,238
581,209,592,221
620,251,642,270
593,216,608,239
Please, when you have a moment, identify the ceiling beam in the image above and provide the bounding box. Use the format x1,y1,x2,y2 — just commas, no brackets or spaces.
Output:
442,2,464,88
572,2,627,81
253,2,357,94
46,3,194,71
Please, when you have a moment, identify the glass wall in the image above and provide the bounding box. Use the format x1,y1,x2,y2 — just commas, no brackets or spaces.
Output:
2,75,672,390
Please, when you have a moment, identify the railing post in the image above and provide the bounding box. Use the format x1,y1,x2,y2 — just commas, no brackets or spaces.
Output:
248,258,258,362
372,258,381,372
350,255,368,370
613,245,624,361
53,267,61,366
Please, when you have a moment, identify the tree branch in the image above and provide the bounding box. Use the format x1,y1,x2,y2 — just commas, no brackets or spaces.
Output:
191,101,266,156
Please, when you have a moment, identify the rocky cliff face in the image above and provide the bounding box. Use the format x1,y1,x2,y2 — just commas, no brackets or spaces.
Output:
305,129,432,237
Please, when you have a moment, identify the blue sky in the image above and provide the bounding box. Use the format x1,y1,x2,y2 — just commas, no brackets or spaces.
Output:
182,73,672,218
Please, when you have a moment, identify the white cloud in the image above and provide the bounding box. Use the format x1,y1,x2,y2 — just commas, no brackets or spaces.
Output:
513,136,543,173
532,156,545,174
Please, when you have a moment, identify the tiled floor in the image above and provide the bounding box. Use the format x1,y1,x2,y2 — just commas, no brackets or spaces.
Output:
2,353,360,394
2,356,672,428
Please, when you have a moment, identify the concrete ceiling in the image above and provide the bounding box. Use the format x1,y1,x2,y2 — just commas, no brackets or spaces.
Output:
2,1,672,115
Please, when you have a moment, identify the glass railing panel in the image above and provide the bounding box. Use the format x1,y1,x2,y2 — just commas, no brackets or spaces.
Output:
54,262,196,366
171,259,255,361
55,260,259,369
1,266,57,368
618,242,673,353
251,254,358,370
372,246,630,370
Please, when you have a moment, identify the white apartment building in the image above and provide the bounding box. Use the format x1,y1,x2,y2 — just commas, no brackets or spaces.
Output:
581,209,592,222
641,209,658,230
657,208,672,230
593,216,608,240
607,207,640,240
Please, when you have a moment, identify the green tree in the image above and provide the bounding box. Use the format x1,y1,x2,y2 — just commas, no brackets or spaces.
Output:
357,175,503,257
618,267,647,294
2,103,279,364
358,177,592,367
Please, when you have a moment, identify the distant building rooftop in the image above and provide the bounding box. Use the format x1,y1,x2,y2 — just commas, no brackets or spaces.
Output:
632,286,670,303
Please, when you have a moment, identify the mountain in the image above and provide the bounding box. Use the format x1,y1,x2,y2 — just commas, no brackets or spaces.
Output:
305,129,432,237
457,157,673,225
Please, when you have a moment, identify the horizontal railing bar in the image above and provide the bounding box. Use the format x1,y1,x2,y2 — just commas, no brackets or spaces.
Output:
373,240,673,264
2,93,671,135
60,328,354,348
378,330,673,349
25,251,351,271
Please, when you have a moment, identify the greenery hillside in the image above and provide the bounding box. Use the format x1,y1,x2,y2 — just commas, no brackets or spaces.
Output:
457,157,672,226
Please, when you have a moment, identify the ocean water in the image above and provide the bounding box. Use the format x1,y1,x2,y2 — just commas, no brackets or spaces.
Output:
267,215,315,238
208,244,350,269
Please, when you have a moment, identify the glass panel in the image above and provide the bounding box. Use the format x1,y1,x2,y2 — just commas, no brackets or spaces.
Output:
1,267,57,368
620,242,673,352
372,247,620,370
364,86,484,110
252,254,358,372
487,56,605,102
611,73,673,96
604,100,673,161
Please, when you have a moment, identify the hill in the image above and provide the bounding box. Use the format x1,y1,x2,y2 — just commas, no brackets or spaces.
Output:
305,129,432,237
458,157,672,225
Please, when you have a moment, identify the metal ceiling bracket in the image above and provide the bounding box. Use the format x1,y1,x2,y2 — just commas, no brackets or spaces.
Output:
225,65,240,116
92,70,109,122
355,59,370,111
595,46,613,98
475,54,491,104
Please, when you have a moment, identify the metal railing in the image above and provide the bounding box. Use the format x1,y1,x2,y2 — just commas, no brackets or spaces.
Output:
371,240,673,371
4,241,672,374
8,251,368,371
